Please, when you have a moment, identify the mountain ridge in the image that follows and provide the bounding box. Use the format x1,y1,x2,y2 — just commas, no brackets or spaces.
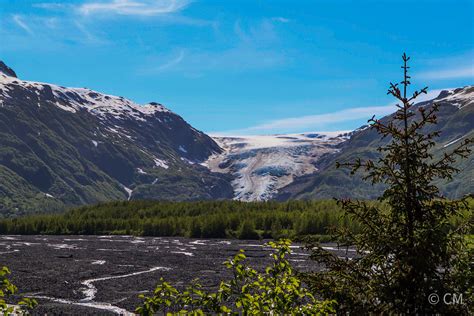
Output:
0,61,233,216
275,85,474,200
0,61,472,215
203,86,473,201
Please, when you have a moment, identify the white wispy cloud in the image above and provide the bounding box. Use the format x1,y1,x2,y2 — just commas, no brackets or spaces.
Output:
418,65,474,80
44,17,60,29
224,105,395,135
271,17,290,23
12,15,33,35
78,0,191,16
74,21,108,44
35,1,208,26
140,18,287,76
214,88,449,135
140,46,285,76
156,50,185,70
5,13,109,47
417,51,474,80
33,3,70,10
234,19,279,45
140,50,185,73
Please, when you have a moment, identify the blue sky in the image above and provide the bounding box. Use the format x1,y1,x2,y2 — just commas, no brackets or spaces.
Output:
1,0,473,135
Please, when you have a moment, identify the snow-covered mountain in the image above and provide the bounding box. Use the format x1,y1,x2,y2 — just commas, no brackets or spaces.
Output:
206,86,473,201
0,67,170,119
0,59,471,214
0,61,233,216
205,132,349,201
434,87,474,109
277,86,474,200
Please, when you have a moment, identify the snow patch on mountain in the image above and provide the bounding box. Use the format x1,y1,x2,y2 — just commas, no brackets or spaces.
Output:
205,132,349,201
180,157,195,165
443,134,467,148
434,86,474,109
137,168,147,174
153,158,169,169
0,71,171,121
122,185,133,201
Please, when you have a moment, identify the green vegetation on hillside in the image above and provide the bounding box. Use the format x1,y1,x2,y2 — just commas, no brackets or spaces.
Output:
0,73,234,216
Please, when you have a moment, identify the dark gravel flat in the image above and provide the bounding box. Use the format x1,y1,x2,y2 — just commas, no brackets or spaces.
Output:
0,235,355,315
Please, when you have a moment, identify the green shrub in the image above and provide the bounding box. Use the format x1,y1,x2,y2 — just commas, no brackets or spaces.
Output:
0,266,37,315
136,240,336,315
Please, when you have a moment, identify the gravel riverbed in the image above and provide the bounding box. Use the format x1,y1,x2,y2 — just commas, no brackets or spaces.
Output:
0,235,355,315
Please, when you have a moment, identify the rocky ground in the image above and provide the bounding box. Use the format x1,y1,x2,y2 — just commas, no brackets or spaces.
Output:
0,235,355,315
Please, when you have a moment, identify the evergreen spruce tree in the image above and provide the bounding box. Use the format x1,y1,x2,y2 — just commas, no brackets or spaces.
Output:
306,54,473,314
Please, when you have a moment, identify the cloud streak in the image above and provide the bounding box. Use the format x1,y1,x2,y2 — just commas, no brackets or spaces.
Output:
74,21,108,44
33,3,70,10
140,50,185,73
228,105,395,135
139,46,285,76
418,65,474,80
271,17,290,23
214,88,449,135
12,15,33,35
78,0,191,16
156,50,185,71
139,18,287,76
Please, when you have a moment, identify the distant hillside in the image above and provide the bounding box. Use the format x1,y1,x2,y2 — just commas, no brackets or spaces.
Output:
277,86,474,200
0,61,233,217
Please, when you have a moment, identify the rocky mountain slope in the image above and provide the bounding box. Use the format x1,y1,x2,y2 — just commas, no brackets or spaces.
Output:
0,60,471,213
0,61,233,216
206,133,348,201
276,86,474,200
206,87,473,201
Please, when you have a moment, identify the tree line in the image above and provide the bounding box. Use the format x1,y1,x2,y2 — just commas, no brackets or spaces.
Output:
0,200,355,239
0,199,470,240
